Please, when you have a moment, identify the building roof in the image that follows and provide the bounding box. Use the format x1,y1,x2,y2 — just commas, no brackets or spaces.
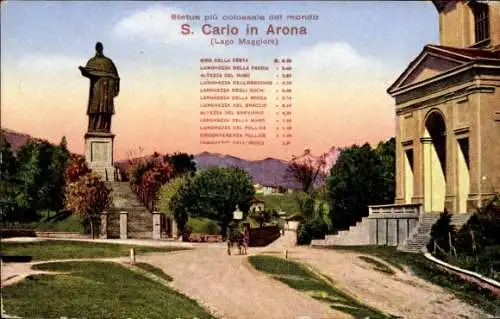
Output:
387,44,500,95
251,198,265,204
427,44,500,60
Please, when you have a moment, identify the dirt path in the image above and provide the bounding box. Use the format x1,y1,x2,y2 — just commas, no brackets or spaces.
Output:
1,234,491,319
267,232,489,319
139,247,345,319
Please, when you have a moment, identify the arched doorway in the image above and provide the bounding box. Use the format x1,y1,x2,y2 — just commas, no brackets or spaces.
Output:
457,137,470,213
422,111,446,212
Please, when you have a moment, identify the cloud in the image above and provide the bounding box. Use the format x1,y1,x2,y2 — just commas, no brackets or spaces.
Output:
292,42,391,82
114,4,201,45
17,54,85,72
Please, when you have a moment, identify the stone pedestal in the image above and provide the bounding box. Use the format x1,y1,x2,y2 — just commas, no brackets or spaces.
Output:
152,212,161,240
84,132,116,182
120,211,128,240
100,212,108,239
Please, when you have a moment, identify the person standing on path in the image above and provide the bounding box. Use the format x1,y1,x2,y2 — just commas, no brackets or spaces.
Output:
243,226,249,255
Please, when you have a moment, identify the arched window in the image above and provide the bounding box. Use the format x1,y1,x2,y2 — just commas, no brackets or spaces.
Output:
470,1,490,43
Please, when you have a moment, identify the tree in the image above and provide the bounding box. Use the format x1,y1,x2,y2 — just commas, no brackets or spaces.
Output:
164,152,196,177
375,137,395,203
180,167,255,237
64,154,91,184
168,175,193,238
427,209,456,257
48,136,71,211
64,173,111,238
139,160,174,210
285,149,326,194
16,138,64,214
158,175,191,218
127,155,174,209
326,139,395,232
0,134,21,222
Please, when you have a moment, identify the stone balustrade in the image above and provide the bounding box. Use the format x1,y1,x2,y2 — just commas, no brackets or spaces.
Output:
367,203,423,246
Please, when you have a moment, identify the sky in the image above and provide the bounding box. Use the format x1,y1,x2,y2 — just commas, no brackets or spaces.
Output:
1,1,438,161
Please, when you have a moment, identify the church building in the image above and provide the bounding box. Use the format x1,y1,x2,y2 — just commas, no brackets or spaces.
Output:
313,0,499,251
388,0,499,214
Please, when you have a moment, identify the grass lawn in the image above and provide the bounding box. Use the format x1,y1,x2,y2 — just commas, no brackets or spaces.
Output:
1,211,84,233
256,193,300,216
135,262,173,282
248,255,397,318
358,256,396,275
0,240,187,261
321,246,500,315
2,261,214,319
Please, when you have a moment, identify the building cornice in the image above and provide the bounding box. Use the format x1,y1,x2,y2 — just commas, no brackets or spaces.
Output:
390,62,500,97
395,83,496,116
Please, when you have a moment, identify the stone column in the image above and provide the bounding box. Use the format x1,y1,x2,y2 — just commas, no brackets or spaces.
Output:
172,219,179,239
421,137,433,213
99,211,108,239
152,212,161,240
120,211,128,240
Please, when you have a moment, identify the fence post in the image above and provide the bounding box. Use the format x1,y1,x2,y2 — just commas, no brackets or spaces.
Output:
152,212,161,240
100,211,108,239
130,248,135,264
120,211,128,240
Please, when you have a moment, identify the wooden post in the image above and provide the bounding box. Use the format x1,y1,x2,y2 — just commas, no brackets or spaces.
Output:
130,248,135,264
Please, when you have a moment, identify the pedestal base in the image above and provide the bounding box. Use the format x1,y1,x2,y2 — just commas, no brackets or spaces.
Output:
84,132,116,182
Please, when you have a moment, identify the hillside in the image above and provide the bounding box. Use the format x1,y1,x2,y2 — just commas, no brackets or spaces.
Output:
1,128,32,152
1,127,334,190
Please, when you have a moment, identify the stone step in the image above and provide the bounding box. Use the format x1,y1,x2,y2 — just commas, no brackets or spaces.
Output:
101,182,156,239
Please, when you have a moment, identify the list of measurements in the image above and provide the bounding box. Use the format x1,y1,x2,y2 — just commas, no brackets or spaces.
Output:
199,57,293,146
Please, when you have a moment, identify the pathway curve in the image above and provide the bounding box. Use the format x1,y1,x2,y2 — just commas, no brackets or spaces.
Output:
265,231,490,319
1,234,492,318
138,247,345,319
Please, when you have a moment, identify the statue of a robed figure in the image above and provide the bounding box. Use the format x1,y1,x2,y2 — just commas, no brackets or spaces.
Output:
79,42,120,133
80,42,120,181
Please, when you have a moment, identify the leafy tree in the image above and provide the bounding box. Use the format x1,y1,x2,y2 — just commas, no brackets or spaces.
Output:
180,167,255,237
427,209,456,257
13,137,70,216
326,139,395,232
139,161,174,209
64,173,111,238
128,156,173,209
0,134,21,223
64,154,91,184
48,136,71,211
158,174,192,228
16,139,53,213
375,137,396,203
169,175,194,238
285,149,326,194
164,152,196,177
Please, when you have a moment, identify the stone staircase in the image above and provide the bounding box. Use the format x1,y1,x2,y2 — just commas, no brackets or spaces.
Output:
311,217,370,247
106,182,153,239
398,212,473,253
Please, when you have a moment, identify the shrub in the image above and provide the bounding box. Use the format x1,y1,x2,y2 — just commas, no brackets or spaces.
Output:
296,217,330,245
427,210,456,257
188,217,221,235
181,224,192,242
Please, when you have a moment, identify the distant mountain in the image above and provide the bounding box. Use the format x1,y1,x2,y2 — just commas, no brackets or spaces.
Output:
1,128,32,152
1,127,335,190
193,152,303,189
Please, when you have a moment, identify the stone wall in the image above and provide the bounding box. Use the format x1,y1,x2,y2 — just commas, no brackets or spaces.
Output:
249,226,281,247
